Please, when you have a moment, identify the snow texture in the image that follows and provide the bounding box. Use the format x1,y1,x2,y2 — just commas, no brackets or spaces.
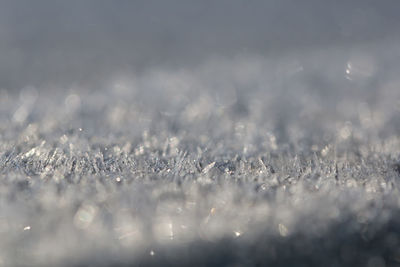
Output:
1,48,400,266
1,2,400,267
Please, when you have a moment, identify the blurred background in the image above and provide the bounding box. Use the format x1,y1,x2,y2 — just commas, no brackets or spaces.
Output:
1,0,399,91
1,0,400,149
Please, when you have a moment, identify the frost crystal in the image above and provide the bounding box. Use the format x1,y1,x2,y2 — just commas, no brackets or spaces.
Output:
1,29,400,267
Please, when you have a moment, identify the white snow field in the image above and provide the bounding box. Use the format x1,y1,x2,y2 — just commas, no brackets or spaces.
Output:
1,1,400,266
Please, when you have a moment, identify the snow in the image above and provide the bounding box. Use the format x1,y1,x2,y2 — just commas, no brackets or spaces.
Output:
1,48,400,266
1,1,400,265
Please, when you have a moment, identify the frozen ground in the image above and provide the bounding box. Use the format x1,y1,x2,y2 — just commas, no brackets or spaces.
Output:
1,1,400,266
1,45,400,266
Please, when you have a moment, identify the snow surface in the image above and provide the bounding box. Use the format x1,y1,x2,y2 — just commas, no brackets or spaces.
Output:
1,2,400,265
1,46,400,266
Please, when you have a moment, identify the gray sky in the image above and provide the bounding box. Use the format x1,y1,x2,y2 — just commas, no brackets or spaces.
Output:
1,0,399,90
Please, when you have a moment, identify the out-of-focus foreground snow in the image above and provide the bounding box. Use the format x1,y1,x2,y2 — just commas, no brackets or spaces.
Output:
1,42,400,266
